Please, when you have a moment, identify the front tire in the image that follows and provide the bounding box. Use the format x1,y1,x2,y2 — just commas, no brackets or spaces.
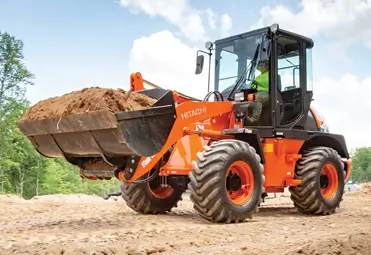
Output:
121,169,184,214
289,146,345,215
188,139,265,223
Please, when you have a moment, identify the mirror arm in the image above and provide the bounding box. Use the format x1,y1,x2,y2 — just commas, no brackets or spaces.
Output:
197,49,211,55
207,50,212,93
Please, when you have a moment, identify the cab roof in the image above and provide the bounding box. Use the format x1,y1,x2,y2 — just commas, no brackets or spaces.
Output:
214,25,314,49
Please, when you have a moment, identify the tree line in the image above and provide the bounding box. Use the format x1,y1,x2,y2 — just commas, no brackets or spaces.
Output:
0,30,120,199
0,30,370,199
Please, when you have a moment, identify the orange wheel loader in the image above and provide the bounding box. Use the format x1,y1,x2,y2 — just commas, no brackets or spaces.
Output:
17,24,352,223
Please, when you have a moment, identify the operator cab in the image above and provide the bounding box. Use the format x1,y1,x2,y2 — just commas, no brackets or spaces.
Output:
195,24,314,133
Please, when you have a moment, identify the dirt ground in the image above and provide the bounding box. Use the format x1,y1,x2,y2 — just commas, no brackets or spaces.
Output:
1,185,370,255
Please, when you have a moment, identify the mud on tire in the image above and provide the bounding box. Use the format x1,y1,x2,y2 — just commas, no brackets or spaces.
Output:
289,146,345,215
188,139,265,223
120,170,184,214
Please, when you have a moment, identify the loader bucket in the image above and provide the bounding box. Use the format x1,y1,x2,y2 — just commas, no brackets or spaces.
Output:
16,88,175,165
115,90,176,157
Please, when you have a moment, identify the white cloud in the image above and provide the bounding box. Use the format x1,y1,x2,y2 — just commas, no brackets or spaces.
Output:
253,0,371,48
206,8,217,29
220,14,233,38
128,30,212,100
311,74,371,150
119,0,206,42
119,0,234,43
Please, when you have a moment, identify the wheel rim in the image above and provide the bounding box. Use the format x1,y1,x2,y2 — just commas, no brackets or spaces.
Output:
148,171,174,199
226,161,254,206
149,184,174,199
320,163,339,200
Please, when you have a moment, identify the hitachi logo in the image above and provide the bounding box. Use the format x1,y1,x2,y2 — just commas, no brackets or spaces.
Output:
181,107,206,119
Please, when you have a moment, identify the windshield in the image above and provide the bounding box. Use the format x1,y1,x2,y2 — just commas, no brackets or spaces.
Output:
214,32,267,98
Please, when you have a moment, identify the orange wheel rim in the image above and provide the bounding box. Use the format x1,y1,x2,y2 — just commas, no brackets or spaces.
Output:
147,170,174,199
149,185,174,199
226,161,254,206
320,163,338,200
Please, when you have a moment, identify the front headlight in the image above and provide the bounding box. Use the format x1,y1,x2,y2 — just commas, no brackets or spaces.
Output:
234,92,245,101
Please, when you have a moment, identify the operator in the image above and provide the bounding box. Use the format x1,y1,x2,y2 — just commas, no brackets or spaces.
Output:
244,60,270,124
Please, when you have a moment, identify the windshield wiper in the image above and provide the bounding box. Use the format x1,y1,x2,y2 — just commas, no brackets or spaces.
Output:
227,44,260,101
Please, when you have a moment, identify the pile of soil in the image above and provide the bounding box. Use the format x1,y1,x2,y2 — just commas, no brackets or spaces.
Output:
18,87,157,123
356,183,371,195
348,182,371,196
362,183,371,194
0,194,26,203
286,232,371,255
30,194,105,204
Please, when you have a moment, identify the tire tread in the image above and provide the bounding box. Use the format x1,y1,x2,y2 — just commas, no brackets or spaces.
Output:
289,146,344,215
188,139,265,223
120,181,183,214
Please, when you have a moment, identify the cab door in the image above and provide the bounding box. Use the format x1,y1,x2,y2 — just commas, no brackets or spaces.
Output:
274,36,307,128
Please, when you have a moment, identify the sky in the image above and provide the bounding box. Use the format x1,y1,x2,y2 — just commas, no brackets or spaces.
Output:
1,0,371,151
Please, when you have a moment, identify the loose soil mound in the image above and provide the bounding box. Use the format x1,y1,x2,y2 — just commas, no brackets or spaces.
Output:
348,182,371,196
30,194,105,204
18,87,157,123
286,232,371,255
0,194,25,203
356,183,371,195
361,183,371,194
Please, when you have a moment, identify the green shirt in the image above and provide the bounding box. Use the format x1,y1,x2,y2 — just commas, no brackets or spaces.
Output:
254,71,269,92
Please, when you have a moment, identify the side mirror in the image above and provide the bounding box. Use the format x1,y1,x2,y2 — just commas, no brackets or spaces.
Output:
195,55,204,75
258,40,271,62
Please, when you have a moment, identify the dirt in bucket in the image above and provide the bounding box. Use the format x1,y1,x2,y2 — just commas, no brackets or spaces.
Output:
17,87,157,123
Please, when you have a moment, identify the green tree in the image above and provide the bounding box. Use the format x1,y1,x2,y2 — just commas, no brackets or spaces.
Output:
0,98,44,198
0,30,34,105
0,30,34,193
350,147,371,183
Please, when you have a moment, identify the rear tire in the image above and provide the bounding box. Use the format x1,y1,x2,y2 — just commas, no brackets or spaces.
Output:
188,139,265,223
121,170,184,214
289,146,345,215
